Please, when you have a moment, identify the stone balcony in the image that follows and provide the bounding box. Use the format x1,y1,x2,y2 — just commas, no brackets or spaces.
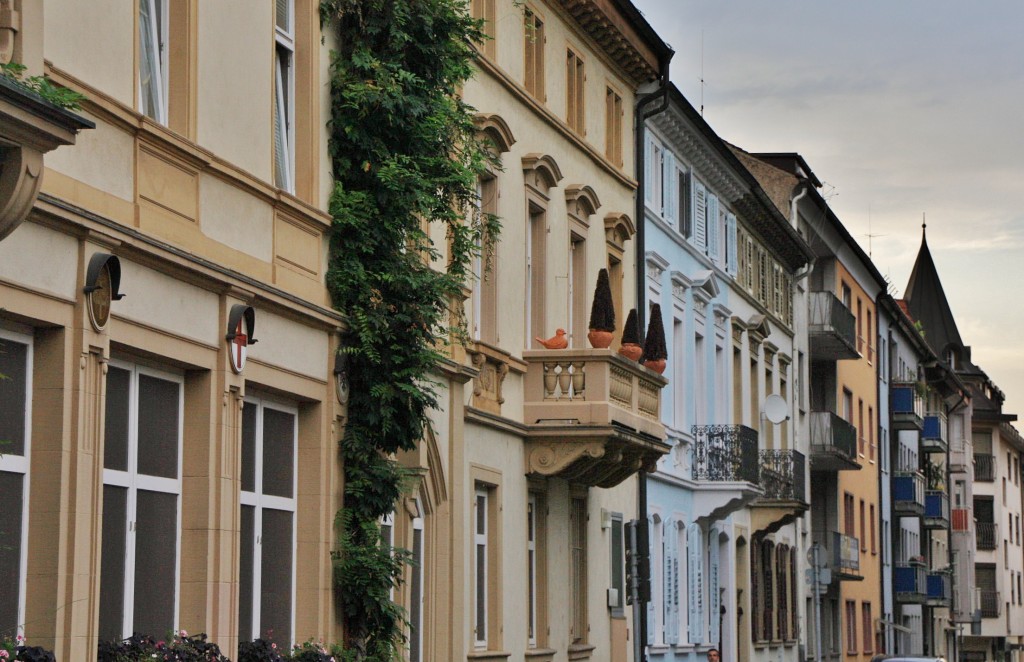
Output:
522,348,669,488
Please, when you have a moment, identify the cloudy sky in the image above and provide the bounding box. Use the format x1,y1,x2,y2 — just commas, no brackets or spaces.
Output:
634,0,1024,416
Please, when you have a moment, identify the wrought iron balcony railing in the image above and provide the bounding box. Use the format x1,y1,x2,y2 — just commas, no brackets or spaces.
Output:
691,424,760,484
808,291,859,360
810,411,860,471
980,589,1001,618
758,449,806,502
975,454,996,481
977,522,998,550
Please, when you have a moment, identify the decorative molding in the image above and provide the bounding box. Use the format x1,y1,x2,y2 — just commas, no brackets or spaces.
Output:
604,212,634,253
474,112,517,153
565,184,601,224
522,153,564,197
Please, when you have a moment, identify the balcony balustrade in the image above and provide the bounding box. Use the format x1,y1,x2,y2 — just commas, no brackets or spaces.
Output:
924,491,950,529
926,573,952,606
975,454,996,482
813,531,861,579
895,564,928,603
809,291,859,360
893,471,926,516
690,425,760,484
980,590,1001,618
810,411,861,471
921,411,948,453
522,348,669,488
976,522,998,550
891,382,925,431
752,449,808,536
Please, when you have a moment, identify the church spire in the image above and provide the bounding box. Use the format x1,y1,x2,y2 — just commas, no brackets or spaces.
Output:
904,216,963,357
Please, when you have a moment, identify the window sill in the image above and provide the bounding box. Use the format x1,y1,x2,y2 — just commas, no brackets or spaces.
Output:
568,643,596,661
468,650,511,661
648,644,670,656
525,648,556,662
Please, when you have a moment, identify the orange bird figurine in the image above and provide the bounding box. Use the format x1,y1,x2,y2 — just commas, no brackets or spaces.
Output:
536,328,568,349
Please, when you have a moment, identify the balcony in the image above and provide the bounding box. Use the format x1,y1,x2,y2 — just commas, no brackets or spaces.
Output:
921,411,948,453
814,531,861,580
752,449,808,535
949,437,969,473
952,507,972,532
926,573,952,607
980,589,1001,618
891,382,925,430
975,454,995,482
976,522,998,550
895,564,928,603
808,292,859,360
809,411,861,471
924,491,950,529
893,471,926,516
690,424,762,523
522,349,670,488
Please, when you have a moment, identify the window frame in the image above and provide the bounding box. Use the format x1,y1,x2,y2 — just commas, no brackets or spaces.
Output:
137,0,169,124
101,359,184,640
408,498,425,662
523,6,545,101
565,45,585,135
0,327,32,638
238,394,299,646
274,0,296,193
474,484,490,649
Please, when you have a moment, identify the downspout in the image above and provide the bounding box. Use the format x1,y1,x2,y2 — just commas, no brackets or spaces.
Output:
635,55,670,662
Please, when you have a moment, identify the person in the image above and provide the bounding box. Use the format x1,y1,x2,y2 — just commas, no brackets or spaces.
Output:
708,648,721,662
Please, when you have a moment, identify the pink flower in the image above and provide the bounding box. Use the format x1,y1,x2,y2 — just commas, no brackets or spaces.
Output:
15,635,24,643
179,630,188,638
1,650,10,659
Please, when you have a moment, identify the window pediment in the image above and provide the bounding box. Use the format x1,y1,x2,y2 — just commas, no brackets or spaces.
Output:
475,113,517,154
522,153,564,197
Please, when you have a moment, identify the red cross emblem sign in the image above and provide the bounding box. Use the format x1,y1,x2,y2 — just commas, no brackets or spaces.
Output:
226,305,257,374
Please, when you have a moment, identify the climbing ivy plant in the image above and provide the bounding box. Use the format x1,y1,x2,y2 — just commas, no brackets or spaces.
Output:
319,1,498,659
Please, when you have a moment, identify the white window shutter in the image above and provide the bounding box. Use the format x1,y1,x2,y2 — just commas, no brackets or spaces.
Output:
667,521,680,645
645,135,655,206
687,523,704,644
707,195,720,260
708,528,721,646
664,152,676,223
662,518,672,643
647,516,656,645
727,213,738,276
693,180,707,252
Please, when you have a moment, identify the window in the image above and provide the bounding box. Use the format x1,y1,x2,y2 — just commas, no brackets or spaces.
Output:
565,48,585,134
777,545,789,640
526,202,546,347
858,399,865,455
526,492,548,648
523,8,545,100
474,485,490,648
409,500,425,662
471,175,498,344
239,396,297,645
844,493,855,538
856,298,864,353
869,406,875,460
867,311,874,363
274,0,295,192
841,282,852,310
471,0,496,59
845,600,857,653
860,500,867,552
605,87,623,165
568,233,587,347
138,0,168,123
870,504,876,554
678,168,692,238
861,602,873,653
0,328,31,637
610,513,625,616
570,495,588,644
99,362,183,641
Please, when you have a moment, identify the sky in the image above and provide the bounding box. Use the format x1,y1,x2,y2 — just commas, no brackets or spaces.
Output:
633,0,1024,417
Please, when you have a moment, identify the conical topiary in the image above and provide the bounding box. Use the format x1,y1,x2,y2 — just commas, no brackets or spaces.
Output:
587,268,616,348
618,308,643,361
641,303,667,373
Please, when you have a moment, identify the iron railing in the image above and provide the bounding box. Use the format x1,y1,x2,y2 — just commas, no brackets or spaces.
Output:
813,531,860,573
691,424,760,484
810,411,858,459
977,522,998,550
980,590,1001,618
759,449,806,502
809,291,857,351
975,454,996,481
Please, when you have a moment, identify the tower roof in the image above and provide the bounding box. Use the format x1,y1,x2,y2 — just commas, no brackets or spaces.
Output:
904,222,964,357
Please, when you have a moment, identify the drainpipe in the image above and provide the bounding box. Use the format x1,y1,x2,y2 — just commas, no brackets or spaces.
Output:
791,184,815,283
635,55,670,662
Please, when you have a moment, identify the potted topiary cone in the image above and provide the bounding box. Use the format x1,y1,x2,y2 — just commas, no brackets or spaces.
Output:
641,303,667,374
618,308,643,361
587,268,616,349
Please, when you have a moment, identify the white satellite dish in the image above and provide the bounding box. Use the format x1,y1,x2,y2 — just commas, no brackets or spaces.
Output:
763,394,789,425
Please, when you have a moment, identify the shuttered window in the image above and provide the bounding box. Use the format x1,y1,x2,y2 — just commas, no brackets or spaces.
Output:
523,10,545,100
471,0,496,59
0,329,31,638
570,496,588,644
605,87,623,165
565,48,585,134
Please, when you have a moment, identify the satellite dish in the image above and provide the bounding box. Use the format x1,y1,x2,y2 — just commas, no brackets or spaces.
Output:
763,394,789,425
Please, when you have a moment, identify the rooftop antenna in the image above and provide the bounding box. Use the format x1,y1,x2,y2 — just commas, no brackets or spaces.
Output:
864,204,886,258
700,29,705,117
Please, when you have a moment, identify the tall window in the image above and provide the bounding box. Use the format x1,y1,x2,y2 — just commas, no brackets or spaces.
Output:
610,513,625,616
100,362,183,641
565,48,585,134
274,0,295,192
409,500,425,662
526,203,546,347
845,600,857,653
844,493,855,538
605,87,622,165
870,504,876,554
527,495,538,646
472,176,498,344
239,396,297,645
138,0,168,123
474,485,490,648
0,329,31,637
471,0,496,59
568,234,587,347
861,602,873,653
860,500,867,553
523,9,545,100
570,495,588,644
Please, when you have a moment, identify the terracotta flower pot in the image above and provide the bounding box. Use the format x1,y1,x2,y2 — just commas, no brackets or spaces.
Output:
618,342,643,361
644,358,666,374
588,329,614,349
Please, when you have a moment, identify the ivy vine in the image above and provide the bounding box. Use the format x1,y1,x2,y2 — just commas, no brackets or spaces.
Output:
319,1,499,659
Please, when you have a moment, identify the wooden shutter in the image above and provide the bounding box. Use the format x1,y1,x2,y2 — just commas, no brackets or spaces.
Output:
693,180,707,252
663,152,676,224
726,213,738,276
706,194,719,260
679,169,691,238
